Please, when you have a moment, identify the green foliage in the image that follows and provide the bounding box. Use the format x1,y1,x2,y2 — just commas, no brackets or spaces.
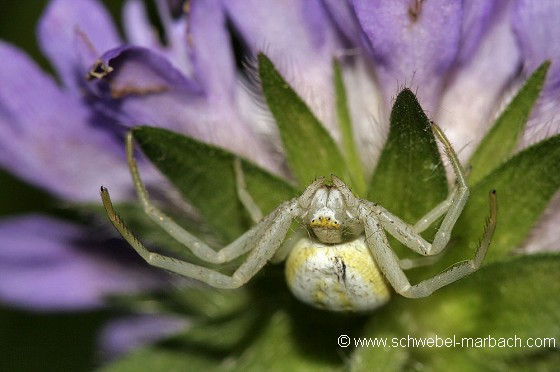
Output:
357,255,560,370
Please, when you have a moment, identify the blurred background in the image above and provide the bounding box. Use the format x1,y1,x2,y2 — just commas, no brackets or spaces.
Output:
0,1,128,370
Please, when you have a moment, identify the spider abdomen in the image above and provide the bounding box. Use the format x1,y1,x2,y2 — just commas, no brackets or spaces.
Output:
285,236,391,312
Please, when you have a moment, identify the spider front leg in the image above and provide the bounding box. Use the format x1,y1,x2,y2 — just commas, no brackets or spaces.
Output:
101,187,297,289
359,191,497,298
121,131,269,264
100,131,302,288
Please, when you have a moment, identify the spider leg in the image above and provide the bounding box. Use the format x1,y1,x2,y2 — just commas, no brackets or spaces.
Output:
234,158,263,223
427,123,470,252
399,253,445,270
101,187,297,288
367,123,470,256
360,191,497,298
412,194,454,233
122,131,270,264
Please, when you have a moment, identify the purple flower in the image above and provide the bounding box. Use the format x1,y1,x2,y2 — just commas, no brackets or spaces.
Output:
1,0,559,358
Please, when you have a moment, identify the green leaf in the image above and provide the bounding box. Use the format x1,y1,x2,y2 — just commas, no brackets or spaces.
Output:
422,254,560,354
468,61,550,185
349,329,409,372
258,53,348,188
414,254,560,365
456,134,560,262
356,254,560,370
334,59,366,196
368,88,448,224
133,126,296,243
100,348,219,372
232,311,340,371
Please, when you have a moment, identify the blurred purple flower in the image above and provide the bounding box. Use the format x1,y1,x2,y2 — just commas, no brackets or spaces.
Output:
0,0,559,348
0,215,163,311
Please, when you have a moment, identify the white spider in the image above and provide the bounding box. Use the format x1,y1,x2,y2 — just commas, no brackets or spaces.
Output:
101,124,497,312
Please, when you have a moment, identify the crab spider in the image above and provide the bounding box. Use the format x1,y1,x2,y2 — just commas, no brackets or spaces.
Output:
101,124,497,312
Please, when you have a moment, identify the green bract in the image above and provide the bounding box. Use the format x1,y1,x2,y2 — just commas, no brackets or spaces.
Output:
104,58,559,371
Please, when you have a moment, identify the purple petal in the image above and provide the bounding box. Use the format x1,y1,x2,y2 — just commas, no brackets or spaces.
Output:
122,0,191,75
352,0,462,112
0,215,163,311
320,0,364,47
513,0,560,80
98,314,188,360
0,42,132,201
223,0,342,135
456,1,496,64
122,0,162,49
513,0,560,145
87,45,281,173
187,0,236,102
37,0,122,91
92,45,202,100
436,2,521,161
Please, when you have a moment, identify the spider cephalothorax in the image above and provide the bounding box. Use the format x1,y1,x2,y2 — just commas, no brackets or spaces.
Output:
101,124,497,312
304,184,363,244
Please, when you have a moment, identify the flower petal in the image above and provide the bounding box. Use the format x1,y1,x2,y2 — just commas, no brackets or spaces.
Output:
88,45,280,173
352,0,462,113
122,0,162,49
455,1,496,64
187,0,236,102
223,0,341,136
512,1,560,252
436,2,521,161
513,1,560,77
0,42,132,201
0,215,163,311
513,0,560,145
98,314,188,360
320,0,364,47
122,0,192,75
37,0,121,90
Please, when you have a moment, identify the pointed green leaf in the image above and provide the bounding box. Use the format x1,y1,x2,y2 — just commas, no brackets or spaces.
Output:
133,126,296,243
456,134,560,263
468,61,550,185
334,59,366,196
368,88,448,223
258,53,348,188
